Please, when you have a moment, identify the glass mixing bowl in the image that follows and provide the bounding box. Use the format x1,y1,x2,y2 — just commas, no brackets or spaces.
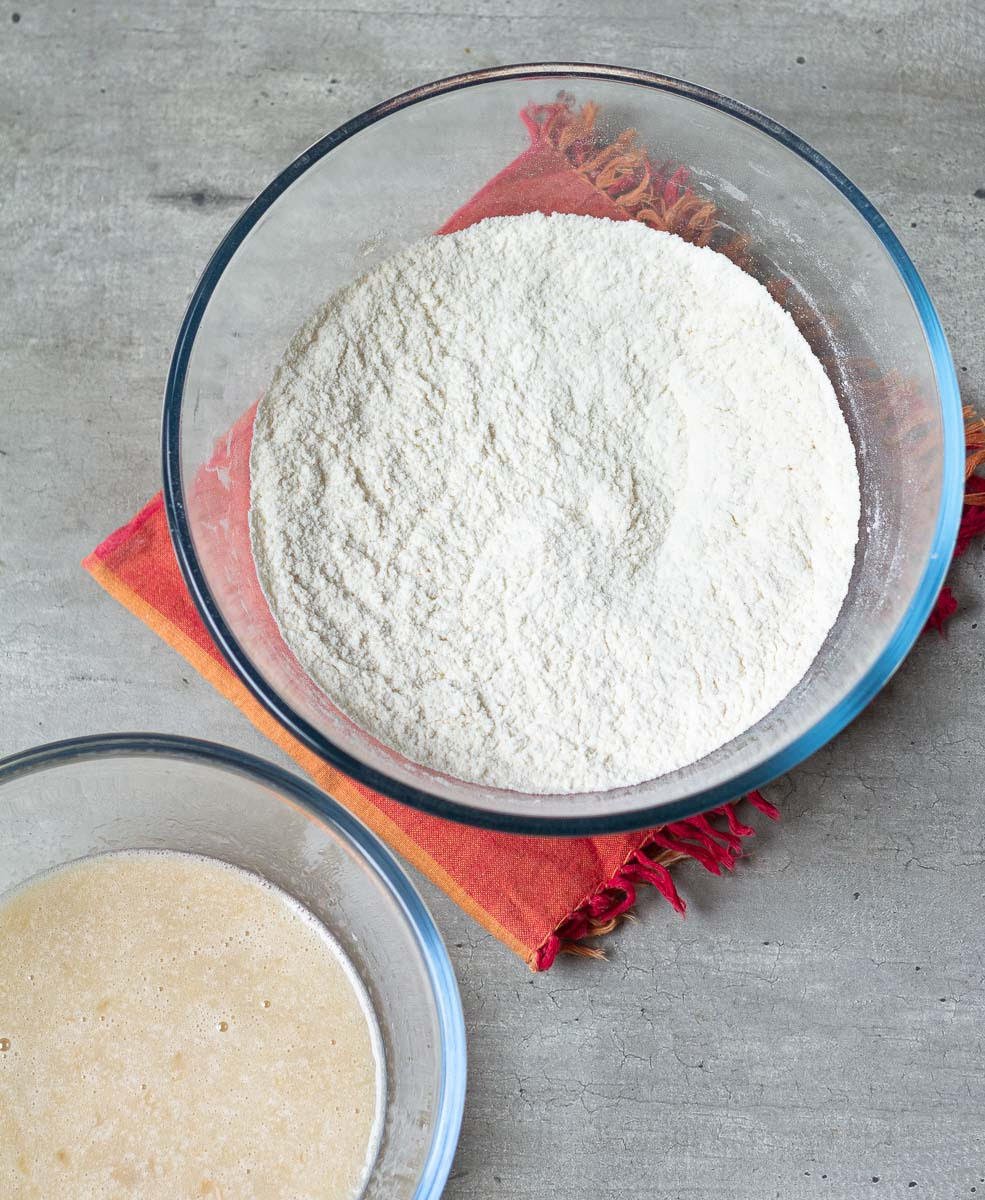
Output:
0,734,466,1200
163,63,963,835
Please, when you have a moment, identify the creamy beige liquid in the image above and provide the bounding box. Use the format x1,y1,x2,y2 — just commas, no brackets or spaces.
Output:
0,851,382,1200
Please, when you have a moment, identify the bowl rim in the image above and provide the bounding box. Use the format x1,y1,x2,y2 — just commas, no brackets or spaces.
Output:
0,731,467,1200
162,61,964,836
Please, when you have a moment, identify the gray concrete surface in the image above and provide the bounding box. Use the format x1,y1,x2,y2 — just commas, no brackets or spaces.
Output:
2,2,984,1196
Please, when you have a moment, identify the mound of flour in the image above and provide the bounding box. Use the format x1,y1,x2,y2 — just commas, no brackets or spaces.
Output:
250,213,859,794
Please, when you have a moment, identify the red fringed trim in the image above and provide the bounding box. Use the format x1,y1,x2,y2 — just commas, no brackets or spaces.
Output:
622,855,684,913
925,430,985,634
926,586,958,636
956,494,985,558
533,795,779,971
744,788,780,820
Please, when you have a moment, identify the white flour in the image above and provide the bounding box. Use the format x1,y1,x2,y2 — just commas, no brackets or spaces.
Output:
250,213,860,794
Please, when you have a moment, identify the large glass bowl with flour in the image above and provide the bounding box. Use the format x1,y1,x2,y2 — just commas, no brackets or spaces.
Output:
163,64,963,835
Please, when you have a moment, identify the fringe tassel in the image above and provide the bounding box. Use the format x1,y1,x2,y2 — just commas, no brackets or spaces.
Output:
927,406,985,635
533,794,779,970
523,101,719,245
963,405,985,480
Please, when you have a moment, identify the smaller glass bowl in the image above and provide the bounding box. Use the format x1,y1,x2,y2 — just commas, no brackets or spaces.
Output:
0,733,466,1200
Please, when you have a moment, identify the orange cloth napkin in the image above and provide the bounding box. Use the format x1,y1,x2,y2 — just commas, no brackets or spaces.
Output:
84,101,799,970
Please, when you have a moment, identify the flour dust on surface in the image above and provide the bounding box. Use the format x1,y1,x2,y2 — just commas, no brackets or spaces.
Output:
249,212,860,794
